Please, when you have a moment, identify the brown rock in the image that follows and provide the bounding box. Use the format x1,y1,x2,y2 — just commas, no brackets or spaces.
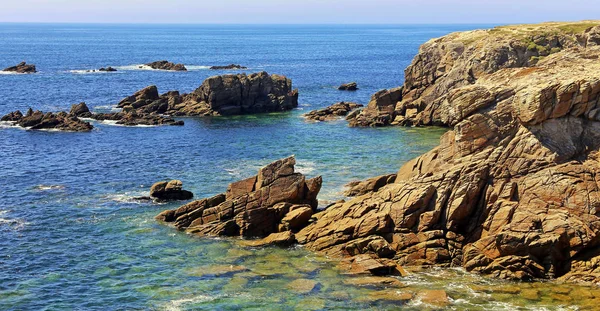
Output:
145,60,187,71
3,62,36,73
417,290,450,307
69,102,92,118
2,108,93,132
280,206,313,231
149,180,194,202
210,64,248,70
156,156,322,239
338,82,358,91
240,231,296,247
304,102,363,122
344,174,396,196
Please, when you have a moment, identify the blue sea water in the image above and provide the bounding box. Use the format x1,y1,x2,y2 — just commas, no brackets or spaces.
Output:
0,24,591,310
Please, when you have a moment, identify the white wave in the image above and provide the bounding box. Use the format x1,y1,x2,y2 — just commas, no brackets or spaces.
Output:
68,69,119,75
103,192,152,204
34,184,65,191
186,65,212,70
295,160,316,175
97,120,158,127
0,210,29,230
91,105,121,112
114,64,157,71
0,71,26,75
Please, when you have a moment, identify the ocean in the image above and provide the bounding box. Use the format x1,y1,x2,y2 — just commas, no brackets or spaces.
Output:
0,24,591,310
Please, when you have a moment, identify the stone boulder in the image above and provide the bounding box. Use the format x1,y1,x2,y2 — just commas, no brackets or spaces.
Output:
347,87,402,127
304,102,363,122
1,108,93,132
338,82,358,91
145,60,187,71
150,180,194,202
69,102,92,118
156,156,322,240
210,64,248,70
3,62,36,73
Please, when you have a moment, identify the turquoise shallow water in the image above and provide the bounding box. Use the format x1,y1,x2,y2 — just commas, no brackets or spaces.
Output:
0,24,596,310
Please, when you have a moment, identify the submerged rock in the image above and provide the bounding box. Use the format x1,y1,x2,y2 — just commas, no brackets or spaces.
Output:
1,108,93,132
145,60,187,71
338,82,358,91
210,64,248,70
297,22,600,283
117,71,299,116
3,62,36,73
304,102,363,122
156,156,322,239
149,180,194,202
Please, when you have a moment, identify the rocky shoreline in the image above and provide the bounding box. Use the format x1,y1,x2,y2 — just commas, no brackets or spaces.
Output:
153,21,600,286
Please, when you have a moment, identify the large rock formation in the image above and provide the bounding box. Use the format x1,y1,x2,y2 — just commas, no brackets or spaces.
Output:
304,102,363,122
1,108,93,132
3,62,36,74
297,21,600,284
348,21,600,127
69,102,183,127
118,71,299,116
145,60,187,71
156,156,322,240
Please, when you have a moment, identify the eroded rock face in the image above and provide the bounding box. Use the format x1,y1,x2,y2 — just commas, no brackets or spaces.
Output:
145,60,187,71
349,22,600,127
1,108,93,132
3,62,36,73
298,37,600,283
150,180,194,202
156,156,322,239
304,102,363,122
117,72,299,116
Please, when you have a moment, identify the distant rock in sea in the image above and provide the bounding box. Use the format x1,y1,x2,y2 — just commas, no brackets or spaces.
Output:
209,64,248,70
117,71,299,116
338,82,358,91
3,62,36,74
1,108,93,132
149,180,194,202
304,102,363,122
145,60,187,71
98,67,117,72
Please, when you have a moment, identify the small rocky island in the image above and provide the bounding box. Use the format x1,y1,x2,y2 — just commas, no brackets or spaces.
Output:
149,180,194,202
3,62,37,74
1,108,93,132
117,71,298,116
145,60,187,71
338,82,358,91
209,64,247,70
304,102,363,122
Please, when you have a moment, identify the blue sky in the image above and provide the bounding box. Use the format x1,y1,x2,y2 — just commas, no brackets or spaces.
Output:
2,0,599,24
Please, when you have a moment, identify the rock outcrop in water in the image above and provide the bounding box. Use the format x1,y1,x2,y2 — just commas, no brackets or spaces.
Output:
150,180,194,202
70,102,183,127
210,64,248,70
304,102,363,122
3,62,36,74
338,82,358,91
118,72,299,116
99,67,117,72
156,156,322,241
298,21,600,284
145,60,187,71
1,108,93,131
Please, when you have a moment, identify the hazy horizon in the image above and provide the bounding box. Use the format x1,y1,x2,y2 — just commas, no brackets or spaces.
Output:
2,0,599,24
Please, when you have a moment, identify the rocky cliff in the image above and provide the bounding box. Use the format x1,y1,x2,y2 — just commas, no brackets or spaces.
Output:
349,21,600,127
299,21,600,284
118,71,299,116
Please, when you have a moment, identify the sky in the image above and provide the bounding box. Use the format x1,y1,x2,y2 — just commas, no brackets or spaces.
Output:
2,0,599,24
